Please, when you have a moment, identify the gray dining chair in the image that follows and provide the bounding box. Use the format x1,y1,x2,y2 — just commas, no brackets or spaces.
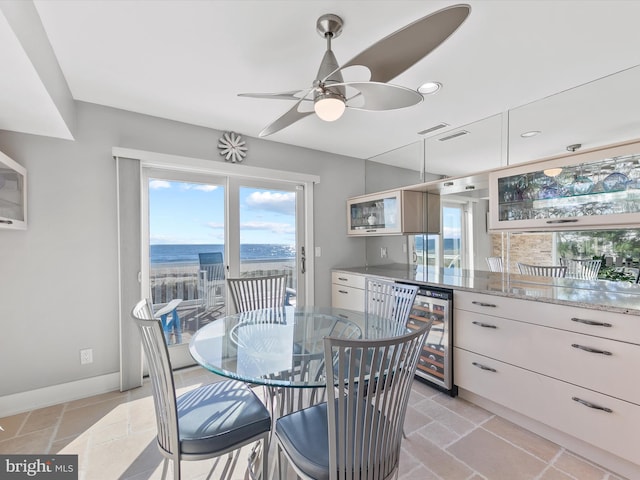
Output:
274,322,431,480
365,277,418,329
131,299,270,480
517,262,568,278
228,274,287,313
560,258,601,280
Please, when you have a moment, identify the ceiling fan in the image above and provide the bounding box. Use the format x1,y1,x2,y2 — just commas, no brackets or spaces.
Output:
239,4,470,137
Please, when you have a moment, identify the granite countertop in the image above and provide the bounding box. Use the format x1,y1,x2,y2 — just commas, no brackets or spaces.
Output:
334,263,640,315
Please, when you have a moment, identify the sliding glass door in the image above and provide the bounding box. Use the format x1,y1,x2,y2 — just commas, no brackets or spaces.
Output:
142,169,306,368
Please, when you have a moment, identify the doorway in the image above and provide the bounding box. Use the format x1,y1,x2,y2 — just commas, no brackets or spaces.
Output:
143,169,305,368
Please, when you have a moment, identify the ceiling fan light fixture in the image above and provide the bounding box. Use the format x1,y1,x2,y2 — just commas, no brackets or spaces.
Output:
314,92,346,121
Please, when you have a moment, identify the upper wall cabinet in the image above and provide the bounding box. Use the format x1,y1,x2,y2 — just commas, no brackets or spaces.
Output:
489,140,640,231
0,151,27,230
509,65,640,165
347,190,439,236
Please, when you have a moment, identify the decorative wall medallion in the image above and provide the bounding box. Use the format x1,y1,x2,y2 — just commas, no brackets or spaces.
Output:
217,132,247,163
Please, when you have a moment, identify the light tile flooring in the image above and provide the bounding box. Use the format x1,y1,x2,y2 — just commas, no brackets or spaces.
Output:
0,367,627,480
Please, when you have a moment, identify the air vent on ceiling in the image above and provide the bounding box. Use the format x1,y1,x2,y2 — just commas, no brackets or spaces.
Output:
438,130,469,141
417,123,449,135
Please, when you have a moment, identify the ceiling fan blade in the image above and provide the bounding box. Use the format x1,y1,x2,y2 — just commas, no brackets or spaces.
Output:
340,4,470,83
238,90,311,101
259,97,314,137
338,82,423,111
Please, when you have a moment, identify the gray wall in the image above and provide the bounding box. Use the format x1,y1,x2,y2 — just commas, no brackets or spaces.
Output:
0,101,367,398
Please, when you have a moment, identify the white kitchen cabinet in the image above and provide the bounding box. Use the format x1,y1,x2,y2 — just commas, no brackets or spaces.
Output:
0,151,27,230
488,140,640,231
331,271,366,311
347,190,439,236
453,289,640,465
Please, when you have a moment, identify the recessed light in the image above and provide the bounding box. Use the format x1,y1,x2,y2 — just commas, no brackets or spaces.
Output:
520,130,541,138
418,81,442,95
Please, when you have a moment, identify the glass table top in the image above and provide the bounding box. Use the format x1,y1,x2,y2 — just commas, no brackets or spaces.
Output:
188,306,410,388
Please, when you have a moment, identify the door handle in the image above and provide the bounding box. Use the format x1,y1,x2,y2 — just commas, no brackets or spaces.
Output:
472,321,497,329
300,246,306,274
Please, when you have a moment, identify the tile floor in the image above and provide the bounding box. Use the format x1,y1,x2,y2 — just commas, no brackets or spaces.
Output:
0,367,627,480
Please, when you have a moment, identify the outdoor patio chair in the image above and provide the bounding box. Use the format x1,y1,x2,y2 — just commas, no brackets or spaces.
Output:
274,323,431,480
198,252,225,310
517,262,567,277
131,299,270,480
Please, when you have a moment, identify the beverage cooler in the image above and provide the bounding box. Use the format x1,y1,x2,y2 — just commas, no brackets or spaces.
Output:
400,284,456,396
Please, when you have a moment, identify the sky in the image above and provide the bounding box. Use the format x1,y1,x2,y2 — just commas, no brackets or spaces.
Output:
148,179,296,245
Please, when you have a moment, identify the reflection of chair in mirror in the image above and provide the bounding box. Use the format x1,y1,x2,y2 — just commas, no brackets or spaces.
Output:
365,277,418,331
131,299,270,480
486,256,504,272
560,258,602,280
228,274,287,313
275,324,430,480
198,252,225,312
517,262,567,278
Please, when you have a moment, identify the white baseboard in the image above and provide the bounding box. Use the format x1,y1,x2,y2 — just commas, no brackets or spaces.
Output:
0,373,121,418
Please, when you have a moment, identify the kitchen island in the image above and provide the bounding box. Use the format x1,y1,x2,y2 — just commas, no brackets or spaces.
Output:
333,264,640,479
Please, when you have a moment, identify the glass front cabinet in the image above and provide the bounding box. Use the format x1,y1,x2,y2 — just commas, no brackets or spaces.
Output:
347,190,438,236
489,140,640,231
0,151,27,230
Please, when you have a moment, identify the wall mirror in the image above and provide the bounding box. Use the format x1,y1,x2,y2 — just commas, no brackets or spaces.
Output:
425,114,504,178
509,64,640,165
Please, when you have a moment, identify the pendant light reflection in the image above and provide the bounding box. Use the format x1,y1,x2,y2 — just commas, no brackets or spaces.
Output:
543,167,563,177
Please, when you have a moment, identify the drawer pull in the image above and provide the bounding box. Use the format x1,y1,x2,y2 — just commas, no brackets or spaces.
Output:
472,361,496,372
572,396,613,413
546,219,579,224
472,321,497,329
338,290,349,294
571,317,612,328
471,301,497,308
337,277,348,281
0,219,13,224
571,344,612,356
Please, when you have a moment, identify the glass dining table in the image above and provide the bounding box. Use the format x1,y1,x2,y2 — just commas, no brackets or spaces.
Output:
188,305,411,390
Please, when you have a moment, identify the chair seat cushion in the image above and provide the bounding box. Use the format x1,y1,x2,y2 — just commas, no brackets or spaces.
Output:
177,380,270,455
275,400,390,480
275,402,331,480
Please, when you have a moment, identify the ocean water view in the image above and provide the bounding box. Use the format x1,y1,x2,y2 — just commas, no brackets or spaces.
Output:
150,244,295,265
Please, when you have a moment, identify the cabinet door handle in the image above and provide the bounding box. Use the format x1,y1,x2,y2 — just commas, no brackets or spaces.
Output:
338,290,349,294
337,277,348,281
471,301,497,308
546,219,579,224
472,321,497,329
366,229,377,233
572,396,613,413
0,219,13,224
571,344,612,356
571,317,612,328
472,361,497,372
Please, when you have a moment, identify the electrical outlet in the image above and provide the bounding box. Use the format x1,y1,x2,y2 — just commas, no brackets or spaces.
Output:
380,247,388,258
80,348,93,365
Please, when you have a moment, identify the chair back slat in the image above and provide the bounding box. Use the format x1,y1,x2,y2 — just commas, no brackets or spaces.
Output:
486,256,504,272
228,274,287,313
131,299,180,458
517,262,567,278
560,258,602,280
324,323,431,480
365,278,418,329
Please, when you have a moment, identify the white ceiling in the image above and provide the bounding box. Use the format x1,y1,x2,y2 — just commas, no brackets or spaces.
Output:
3,1,640,174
